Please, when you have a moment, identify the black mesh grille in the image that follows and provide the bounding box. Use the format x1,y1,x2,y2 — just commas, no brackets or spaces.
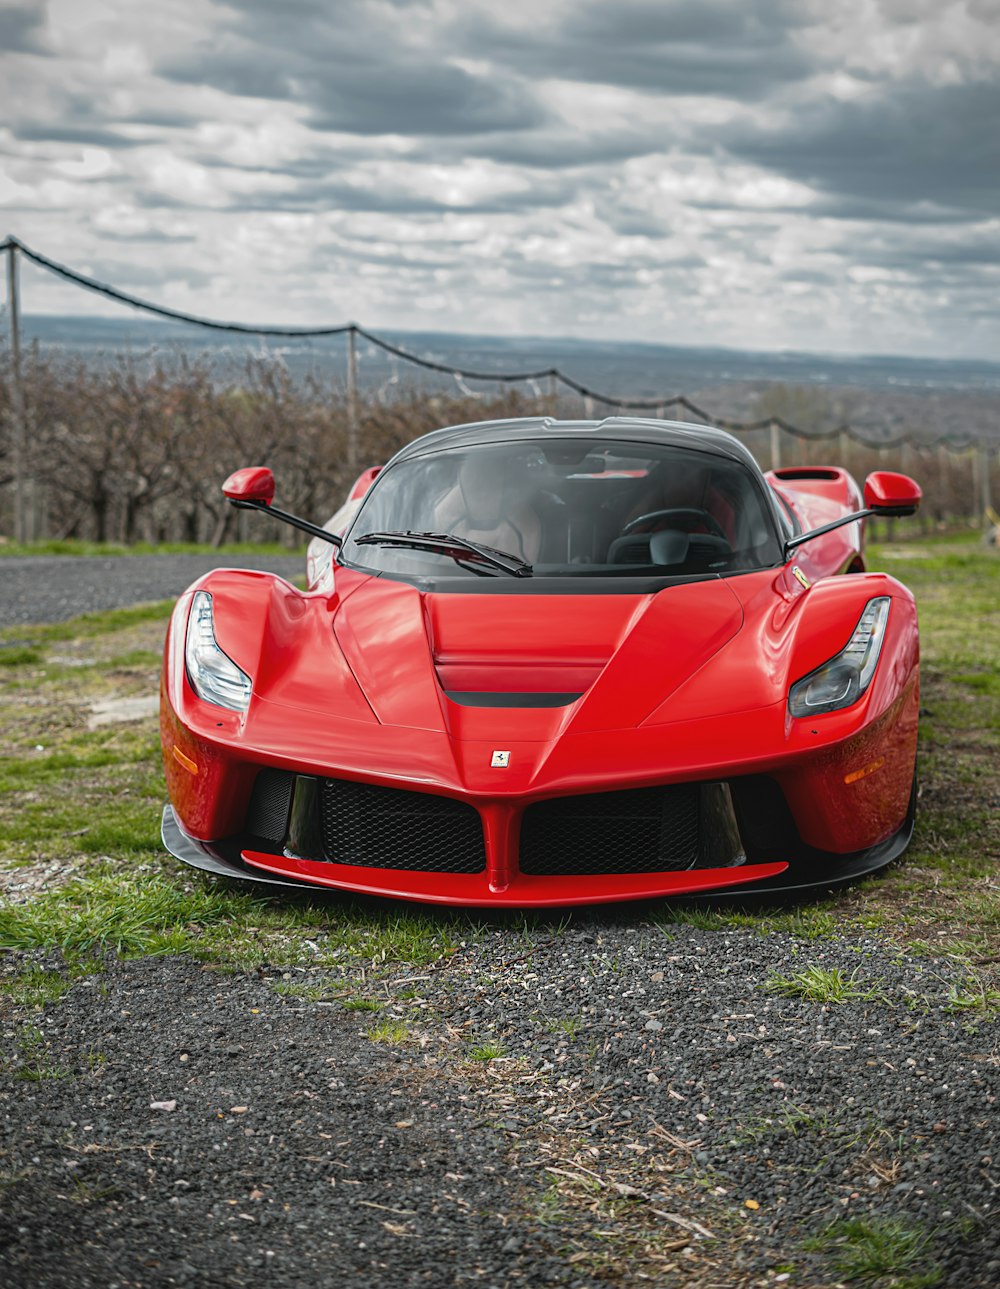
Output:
320,779,486,873
245,769,294,842
519,785,700,876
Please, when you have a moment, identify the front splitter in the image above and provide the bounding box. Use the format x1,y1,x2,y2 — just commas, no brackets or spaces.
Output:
162,804,788,906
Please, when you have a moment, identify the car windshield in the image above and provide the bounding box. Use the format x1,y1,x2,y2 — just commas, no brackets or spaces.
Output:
341,438,782,581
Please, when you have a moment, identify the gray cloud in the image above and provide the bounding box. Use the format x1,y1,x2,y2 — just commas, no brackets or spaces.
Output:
453,0,814,100
835,228,1000,271
778,268,839,286
720,80,1000,217
456,128,664,171
150,161,581,215
12,123,145,148
0,3,49,55
80,258,214,291
157,1,548,137
3,0,999,358
92,227,197,245
787,197,988,226
310,244,457,274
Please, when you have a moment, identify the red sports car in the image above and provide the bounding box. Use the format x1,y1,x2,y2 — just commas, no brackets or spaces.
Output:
160,416,921,906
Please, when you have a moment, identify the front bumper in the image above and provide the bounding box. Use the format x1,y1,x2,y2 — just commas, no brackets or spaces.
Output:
162,803,789,906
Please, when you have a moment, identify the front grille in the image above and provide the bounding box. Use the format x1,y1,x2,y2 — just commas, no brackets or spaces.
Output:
320,778,486,873
519,784,700,876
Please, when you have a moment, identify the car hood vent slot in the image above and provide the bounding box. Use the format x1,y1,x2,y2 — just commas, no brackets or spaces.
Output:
444,690,583,708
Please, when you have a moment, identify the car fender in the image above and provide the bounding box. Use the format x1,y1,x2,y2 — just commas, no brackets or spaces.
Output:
160,569,375,839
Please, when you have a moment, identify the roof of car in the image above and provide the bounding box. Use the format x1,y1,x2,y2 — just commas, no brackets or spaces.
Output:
389,416,763,473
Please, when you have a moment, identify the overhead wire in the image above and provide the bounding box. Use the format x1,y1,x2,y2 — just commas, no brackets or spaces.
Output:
0,235,992,451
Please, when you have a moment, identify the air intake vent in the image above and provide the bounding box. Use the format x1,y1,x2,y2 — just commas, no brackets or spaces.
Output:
245,769,294,842
321,778,486,873
520,784,700,875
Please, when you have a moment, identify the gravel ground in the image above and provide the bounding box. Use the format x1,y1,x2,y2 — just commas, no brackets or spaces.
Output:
1,924,998,1287
0,554,306,628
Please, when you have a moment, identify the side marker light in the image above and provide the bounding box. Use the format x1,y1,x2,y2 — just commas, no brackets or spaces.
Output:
173,745,199,775
844,757,885,785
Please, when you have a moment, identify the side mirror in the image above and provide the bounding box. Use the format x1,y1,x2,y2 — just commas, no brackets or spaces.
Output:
222,466,275,506
863,471,922,517
221,464,342,548
784,469,923,557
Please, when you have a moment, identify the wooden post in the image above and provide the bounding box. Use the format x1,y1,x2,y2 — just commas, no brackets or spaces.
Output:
938,444,950,523
6,241,28,543
970,448,981,528
547,372,557,416
346,326,359,471
769,419,781,472
583,395,593,419
900,440,915,529
979,443,993,530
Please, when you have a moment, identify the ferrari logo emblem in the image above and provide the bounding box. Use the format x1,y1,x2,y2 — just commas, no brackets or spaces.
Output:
490,750,511,768
792,565,811,589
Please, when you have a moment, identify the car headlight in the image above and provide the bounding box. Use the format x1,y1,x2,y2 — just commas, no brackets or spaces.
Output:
184,591,252,712
789,597,890,717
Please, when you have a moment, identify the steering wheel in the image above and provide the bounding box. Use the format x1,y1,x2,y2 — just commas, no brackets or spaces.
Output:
621,507,728,539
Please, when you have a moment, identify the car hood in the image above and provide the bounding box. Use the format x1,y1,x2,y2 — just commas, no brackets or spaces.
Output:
332,577,744,737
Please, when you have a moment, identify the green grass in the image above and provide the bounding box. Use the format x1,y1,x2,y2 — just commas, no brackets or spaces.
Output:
0,601,175,646
944,972,1000,1015
467,1040,506,1061
0,861,474,971
0,731,165,864
803,1215,943,1287
4,1026,72,1082
341,997,382,1013
0,961,97,1009
367,1019,410,1044
0,870,266,956
731,1103,826,1144
543,1015,581,1039
764,965,886,1005
0,646,44,667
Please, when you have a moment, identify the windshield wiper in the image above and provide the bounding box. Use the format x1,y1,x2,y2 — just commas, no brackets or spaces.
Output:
354,530,533,578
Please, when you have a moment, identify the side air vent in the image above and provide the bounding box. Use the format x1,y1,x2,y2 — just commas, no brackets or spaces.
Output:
772,467,843,481
245,768,294,842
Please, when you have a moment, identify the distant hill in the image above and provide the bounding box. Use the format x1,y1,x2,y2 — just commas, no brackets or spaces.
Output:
13,313,1000,396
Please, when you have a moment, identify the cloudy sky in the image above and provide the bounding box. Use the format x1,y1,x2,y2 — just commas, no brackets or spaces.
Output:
1,0,999,358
